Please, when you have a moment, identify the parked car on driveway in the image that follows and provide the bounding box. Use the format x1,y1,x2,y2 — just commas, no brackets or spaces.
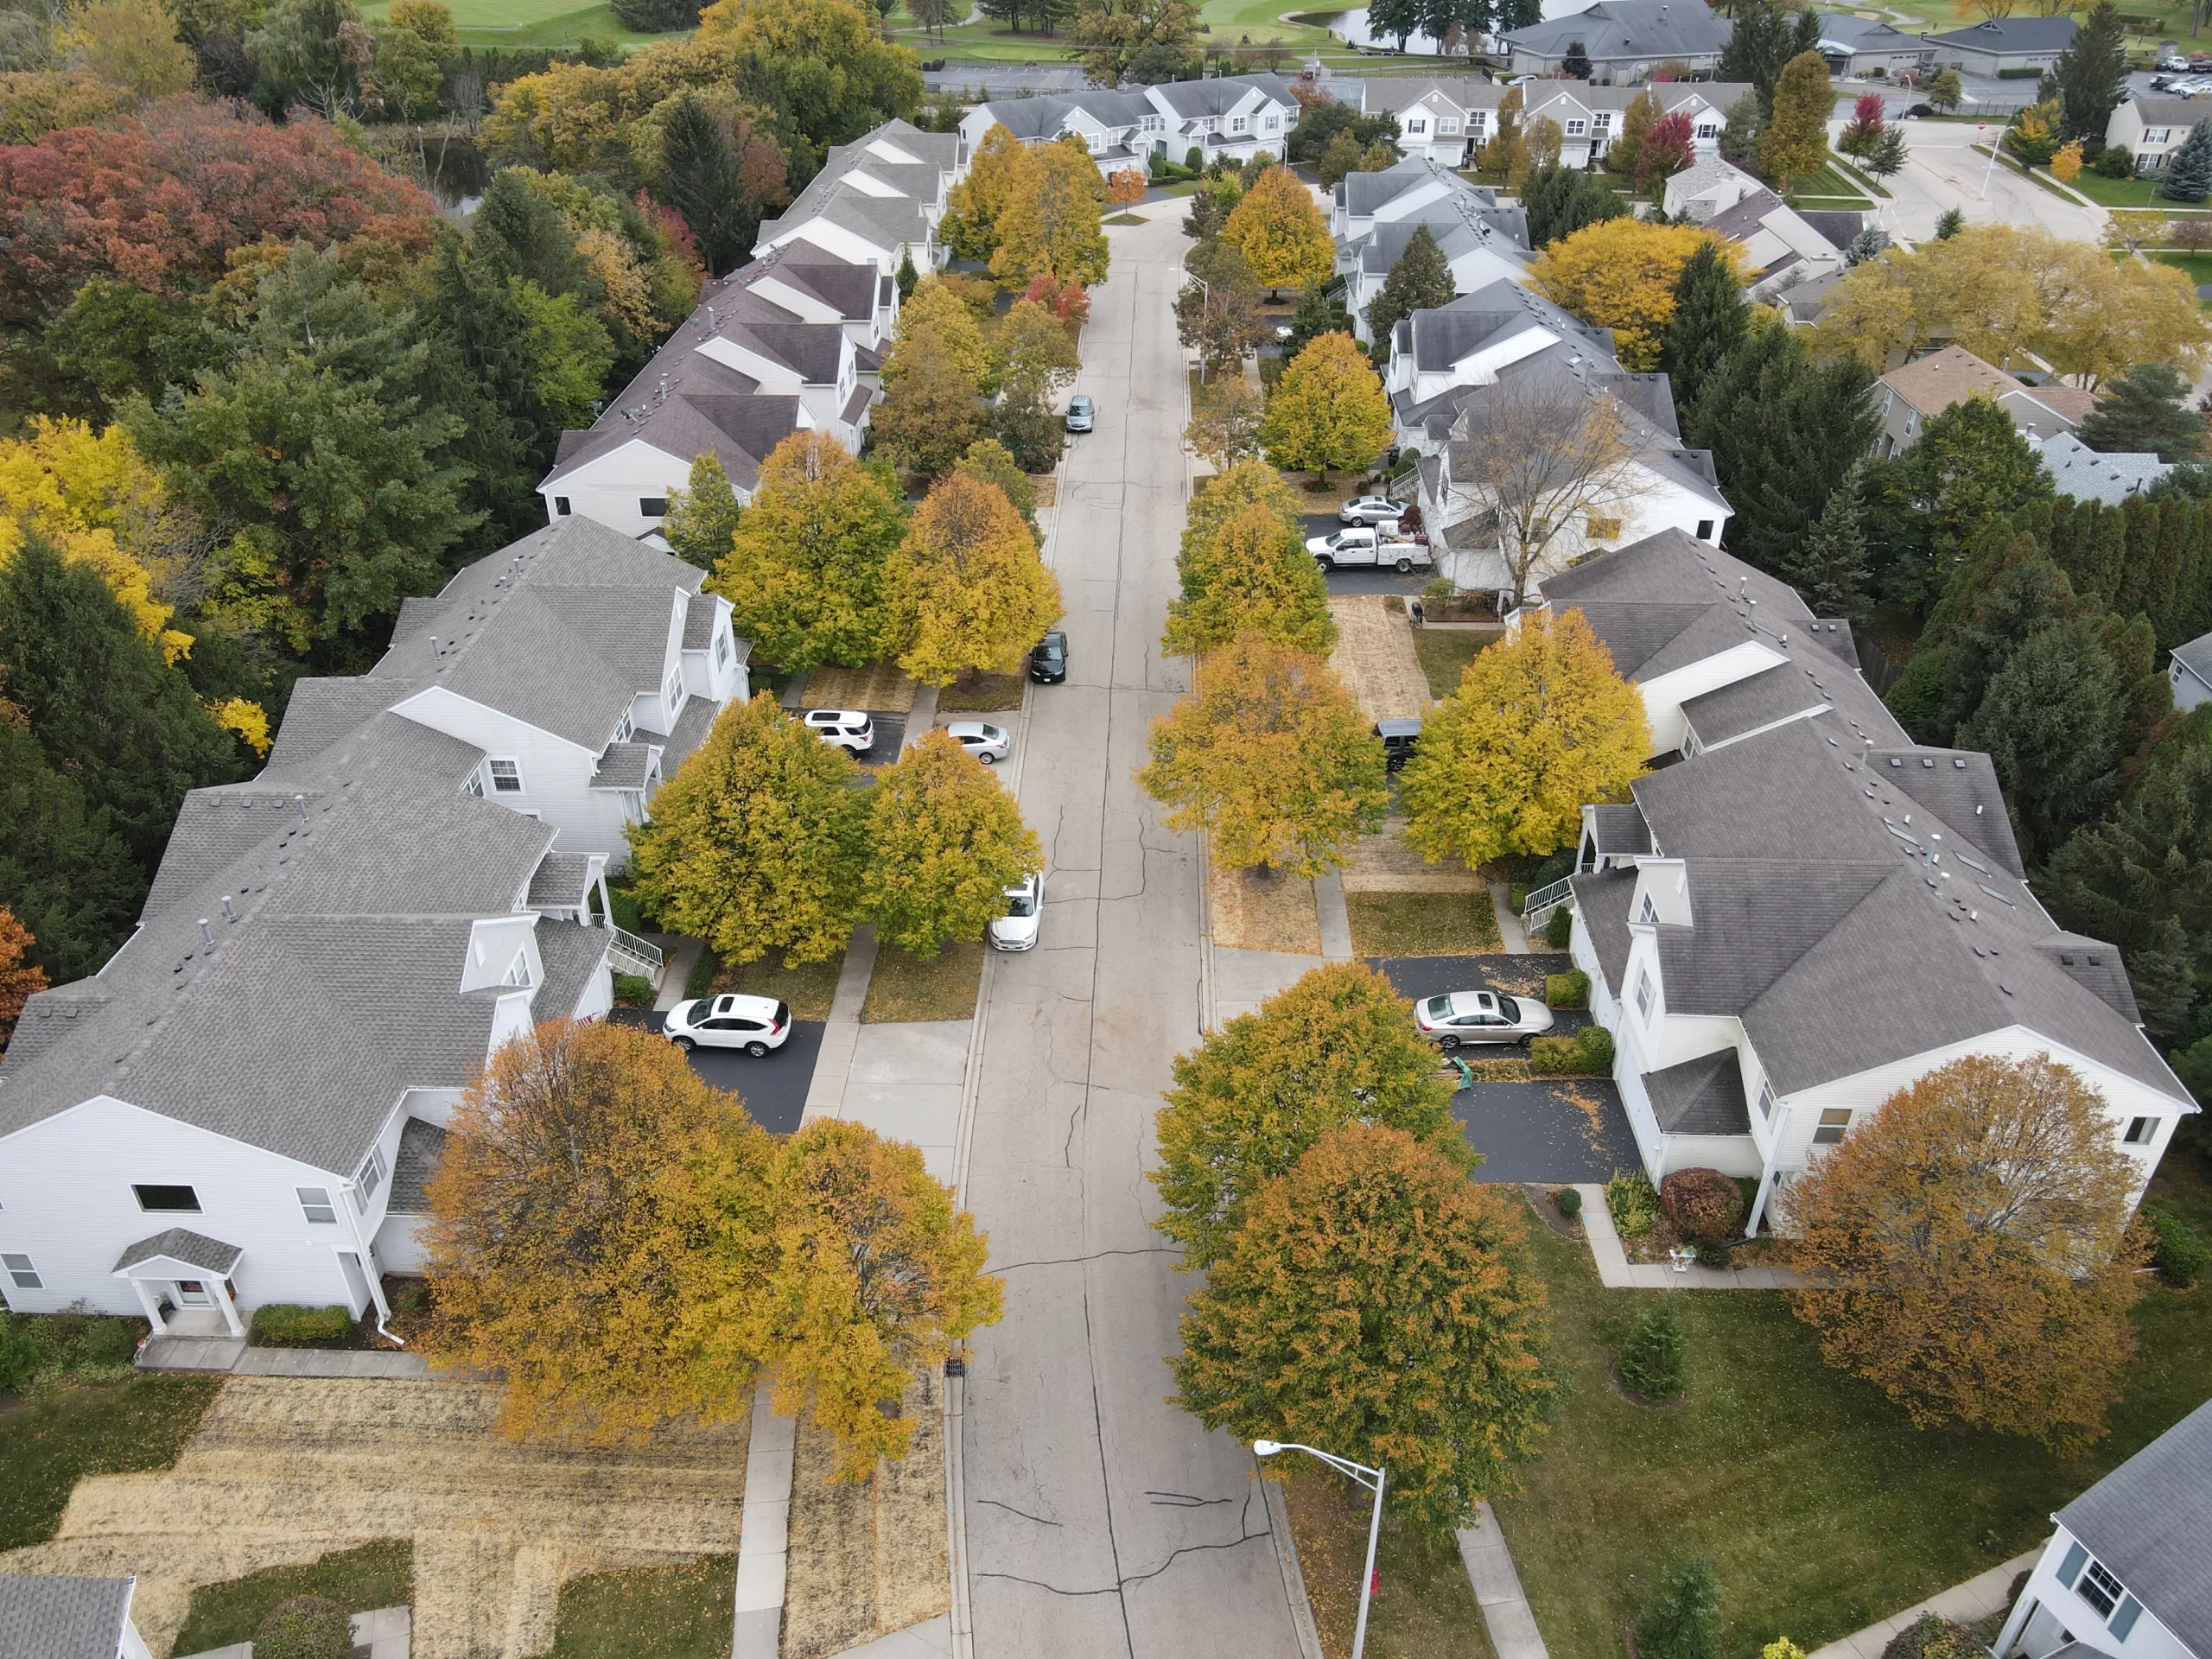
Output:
1375,718,1421,771
1415,989,1554,1049
802,708,873,752
1338,495,1407,526
1306,527,1433,572
990,870,1045,950
945,720,1011,764
1065,395,1095,433
1029,628,1068,683
664,994,792,1057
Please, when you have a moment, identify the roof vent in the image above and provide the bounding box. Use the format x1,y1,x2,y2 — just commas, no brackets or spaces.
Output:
1889,756,1903,767
2061,952,2075,965
1954,757,1967,768
1922,757,1935,767
294,793,309,825
199,919,215,949
221,896,238,924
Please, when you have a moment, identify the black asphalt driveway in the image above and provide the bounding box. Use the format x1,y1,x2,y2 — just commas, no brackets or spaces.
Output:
1453,1078,1638,1184
1370,952,1593,1039
1300,512,1430,596
855,711,906,767
607,1007,823,1135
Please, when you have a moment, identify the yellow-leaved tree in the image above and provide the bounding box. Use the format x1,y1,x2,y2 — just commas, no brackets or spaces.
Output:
1163,499,1336,659
991,137,1109,290
1141,631,1389,877
861,729,1044,957
626,694,869,967
1530,219,1737,372
889,278,996,387
1223,164,1335,300
0,416,195,663
887,471,1063,687
1258,330,1396,486
1400,608,1648,867
1181,457,1303,573
943,122,1033,260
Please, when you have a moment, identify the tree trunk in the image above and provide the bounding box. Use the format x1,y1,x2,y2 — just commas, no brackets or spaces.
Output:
1243,861,1283,892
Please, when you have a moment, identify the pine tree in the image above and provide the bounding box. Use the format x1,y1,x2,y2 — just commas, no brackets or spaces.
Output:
1363,222,1456,344
1522,164,1626,248
1616,1298,1687,1402
2164,118,2212,202
1936,206,1966,238
1637,1559,1723,1659
1718,89,1766,173
2055,0,2129,143
2076,362,2207,461
1778,456,1872,619
1958,620,2128,861
0,701,144,984
2127,917,2199,1046
896,246,919,302
660,94,754,276
1657,241,1746,414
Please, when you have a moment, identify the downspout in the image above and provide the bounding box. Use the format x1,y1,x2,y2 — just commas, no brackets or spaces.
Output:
340,1178,404,1346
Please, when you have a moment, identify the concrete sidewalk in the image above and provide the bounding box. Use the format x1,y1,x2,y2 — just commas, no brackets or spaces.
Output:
1808,1553,2037,1659
137,1338,428,1376
1458,1501,1549,1659
1573,1184,1802,1290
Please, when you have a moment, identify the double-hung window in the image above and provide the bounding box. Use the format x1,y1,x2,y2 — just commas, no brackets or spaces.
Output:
353,1147,387,1211
298,1186,338,1224
1633,972,1656,1020
665,666,685,712
1812,1108,1853,1146
2056,1541,2145,1639
3,1253,41,1289
489,759,523,793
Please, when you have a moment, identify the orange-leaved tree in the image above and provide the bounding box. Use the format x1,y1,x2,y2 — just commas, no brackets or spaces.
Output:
0,906,48,1052
1782,1052,2147,1453
1106,168,1147,213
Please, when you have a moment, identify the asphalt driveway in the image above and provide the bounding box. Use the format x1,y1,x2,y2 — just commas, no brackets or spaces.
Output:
854,711,906,767
1370,952,1594,1039
607,1008,823,1134
1453,1078,1638,1184
1300,512,1430,595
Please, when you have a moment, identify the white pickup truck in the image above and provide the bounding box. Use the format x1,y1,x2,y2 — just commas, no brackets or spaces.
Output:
1305,527,1433,572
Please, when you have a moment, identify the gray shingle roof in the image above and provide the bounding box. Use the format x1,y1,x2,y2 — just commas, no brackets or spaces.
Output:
739,249,880,321
1587,803,1651,858
2173,629,2212,689
535,919,613,1028
1923,14,2078,50
2127,96,2212,129
2041,431,2171,505
661,692,723,778
683,591,721,651
541,342,802,494
388,1115,444,1214
2058,1399,2212,1652
1643,1050,1751,1134
589,742,656,791
526,852,594,911
115,1228,241,1274
264,677,422,775
1502,0,1732,60
0,1575,135,1659
1681,662,1830,747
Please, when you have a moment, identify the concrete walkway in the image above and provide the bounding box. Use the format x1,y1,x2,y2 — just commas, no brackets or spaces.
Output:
137,1337,428,1376
733,1376,797,1659
1314,874,1354,961
1572,1184,1803,1290
1808,1553,2038,1659
1490,881,1530,954
1458,1501,1549,1659
654,934,703,1009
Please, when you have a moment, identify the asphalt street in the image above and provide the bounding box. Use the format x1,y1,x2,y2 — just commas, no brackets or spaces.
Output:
957,210,1307,1659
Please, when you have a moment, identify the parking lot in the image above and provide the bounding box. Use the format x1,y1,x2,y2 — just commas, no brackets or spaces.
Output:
608,1007,823,1134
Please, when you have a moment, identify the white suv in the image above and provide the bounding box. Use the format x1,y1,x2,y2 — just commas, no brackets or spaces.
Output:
664,994,792,1056
802,709,873,753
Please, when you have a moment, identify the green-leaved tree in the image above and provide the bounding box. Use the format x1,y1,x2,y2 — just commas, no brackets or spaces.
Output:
861,729,1043,957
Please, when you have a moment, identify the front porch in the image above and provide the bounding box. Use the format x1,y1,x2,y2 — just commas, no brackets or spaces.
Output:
113,1228,246,1340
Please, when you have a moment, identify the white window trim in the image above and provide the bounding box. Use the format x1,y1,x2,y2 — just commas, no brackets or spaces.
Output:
488,757,524,794
298,1185,338,1225
4,1251,42,1289
353,1147,387,1212
1633,972,1656,1020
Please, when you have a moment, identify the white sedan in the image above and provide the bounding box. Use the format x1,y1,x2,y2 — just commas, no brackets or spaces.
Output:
989,871,1044,951
1338,495,1407,526
945,720,1011,765
1414,989,1554,1049
664,994,792,1057
802,709,873,753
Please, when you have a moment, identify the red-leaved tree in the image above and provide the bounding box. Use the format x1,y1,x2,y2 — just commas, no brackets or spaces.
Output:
1636,111,1696,191
0,96,438,323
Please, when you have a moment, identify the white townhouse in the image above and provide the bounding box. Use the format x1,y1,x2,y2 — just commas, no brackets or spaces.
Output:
961,73,1302,177
1530,531,2196,1225
0,1574,153,1659
1389,283,1730,592
1356,77,1497,168
1355,76,1747,170
278,517,747,870
540,243,894,537
1996,1398,2210,1659
2105,95,2212,176
1498,0,1734,81
753,119,962,274
1333,159,1533,342
1662,157,1859,297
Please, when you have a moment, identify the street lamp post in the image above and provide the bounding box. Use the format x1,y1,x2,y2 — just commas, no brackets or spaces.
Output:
1175,267,1211,383
1253,1440,1386,1659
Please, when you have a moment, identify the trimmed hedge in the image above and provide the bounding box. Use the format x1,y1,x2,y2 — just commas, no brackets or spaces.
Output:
1545,969,1590,1009
612,973,655,1007
1606,1170,1659,1236
1660,1167,1745,1244
249,1305,353,1346
1530,1025,1612,1075
2144,1204,2209,1287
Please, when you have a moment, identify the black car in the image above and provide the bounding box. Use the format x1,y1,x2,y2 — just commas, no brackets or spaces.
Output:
1029,628,1068,683
1375,718,1421,771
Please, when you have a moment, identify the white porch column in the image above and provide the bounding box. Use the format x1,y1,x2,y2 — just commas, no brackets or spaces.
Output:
210,1275,245,1339
128,1276,167,1336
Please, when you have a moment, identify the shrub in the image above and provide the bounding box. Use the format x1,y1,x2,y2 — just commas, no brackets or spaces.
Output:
1637,1557,1722,1659
1545,969,1589,1009
1694,1236,1734,1268
1618,1297,1686,1400
1555,1186,1583,1217
250,1304,354,1346
1881,1616,1980,1659
612,973,655,1007
0,1313,37,1392
1423,576,1455,605
257,1597,353,1659
1660,1166,1745,1243
685,944,717,1001
1545,906,1573,948
78,1318,138,1368
1764,1641,1808,1659
2094,144,2135,179
2142,1204,2209,1287
1185,146,1205,171
1529,1025,1613,1076
1607,1169,1659,1236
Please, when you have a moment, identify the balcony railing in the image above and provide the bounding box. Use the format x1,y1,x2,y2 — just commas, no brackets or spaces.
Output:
607,925,664,982
1522,876,1573,927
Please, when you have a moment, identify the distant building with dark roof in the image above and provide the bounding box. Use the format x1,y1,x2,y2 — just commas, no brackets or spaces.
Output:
1923,14,2078,75
960,73,1301,177
1497,0,1734,81
1535,530,2196,1222
1994,1398,2212,1659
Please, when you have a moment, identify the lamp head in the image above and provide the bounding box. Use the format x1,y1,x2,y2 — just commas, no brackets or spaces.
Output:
1252,1440,1284,1458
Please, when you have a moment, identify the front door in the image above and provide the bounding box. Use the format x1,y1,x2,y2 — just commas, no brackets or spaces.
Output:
175,1279,211,1306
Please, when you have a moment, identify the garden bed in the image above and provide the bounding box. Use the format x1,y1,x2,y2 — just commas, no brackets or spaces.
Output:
861,942,984,1023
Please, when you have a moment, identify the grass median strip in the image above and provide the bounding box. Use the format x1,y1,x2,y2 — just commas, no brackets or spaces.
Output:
1282,1463,1498,1659
861,942,985,1023
0,1375,221,1550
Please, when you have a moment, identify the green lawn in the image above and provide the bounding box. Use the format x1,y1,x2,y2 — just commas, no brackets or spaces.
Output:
550,1556,734,1659
1412,625,1500,699
1783,166,1872,210
1346,890,1503,957
1285,1462,1498,1659
713,950,846,1023
2149,250,2212,286
1486,1146,2212,1659
861,940,984,1023
356,0,671,49
0,1376,221,1549
173,1541,414,1656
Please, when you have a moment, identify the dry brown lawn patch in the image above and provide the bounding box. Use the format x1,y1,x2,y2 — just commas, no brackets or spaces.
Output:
1029,475,1058,510
1208,857,1322,954
936,673,1027,714
1326,595,1430,724
782,1374,949,1659
799,663,918,714
1339,820,1483,894
1345,891,1501,957
0,1376,749,1658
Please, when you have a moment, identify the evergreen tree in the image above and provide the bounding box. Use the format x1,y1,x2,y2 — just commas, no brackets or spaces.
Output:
659,93,754,276
2050,709,2212,965
1363,223,1456,346
1777,456,1871,619
0,702,145,984
417,235,547,548
1718,88,1766,173
2127,917,2199,1046
1936,206,1966,238
1657,241,1746,414
1956,619,2128,860
1616,1297,1687,1402
2163,118,2212,203
1637,1559,1723,1659
1718,0,1816,106
2055,0,2129,143
1561,38,1592,79
896,247,919,302
662,453,744,569
472,168,587,296
1866,124,1908,181
1762,51,1835,193
2076,362,2207,461
1282,284,1353,356
1522,163,1626,249
0,532,244,873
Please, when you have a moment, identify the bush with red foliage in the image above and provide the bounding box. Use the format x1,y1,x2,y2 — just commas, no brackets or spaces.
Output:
0,96,438,323
1659,1166,1745,1243
1023,275,1091,329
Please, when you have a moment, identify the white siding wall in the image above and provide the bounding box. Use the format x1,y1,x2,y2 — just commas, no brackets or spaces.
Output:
1634,639,1789,756
539,437,722,537
387,689,637,861
0,1098,375,1318
2002,1524,2196,1659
